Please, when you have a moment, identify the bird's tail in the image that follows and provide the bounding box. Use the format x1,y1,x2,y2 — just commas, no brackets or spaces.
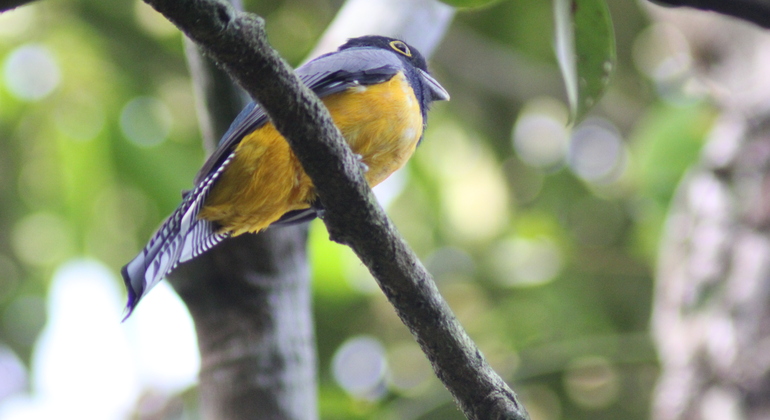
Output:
121,157,234,320
121,210,228,320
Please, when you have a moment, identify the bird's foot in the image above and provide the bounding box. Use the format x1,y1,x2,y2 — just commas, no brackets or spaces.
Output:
354,154,369,173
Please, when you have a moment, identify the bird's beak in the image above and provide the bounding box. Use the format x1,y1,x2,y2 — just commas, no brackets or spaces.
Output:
418,69,450,102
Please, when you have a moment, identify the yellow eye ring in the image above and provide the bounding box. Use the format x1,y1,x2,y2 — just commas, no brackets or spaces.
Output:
389,40,412,57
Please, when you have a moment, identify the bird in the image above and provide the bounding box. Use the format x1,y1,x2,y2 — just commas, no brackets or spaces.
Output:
121,35,450,318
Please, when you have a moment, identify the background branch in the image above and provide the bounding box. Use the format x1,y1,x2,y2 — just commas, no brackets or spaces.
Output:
142,0,527,418
650,0,770,28
0,0,35,13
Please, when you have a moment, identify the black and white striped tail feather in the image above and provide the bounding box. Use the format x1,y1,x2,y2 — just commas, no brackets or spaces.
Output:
121,152,234,320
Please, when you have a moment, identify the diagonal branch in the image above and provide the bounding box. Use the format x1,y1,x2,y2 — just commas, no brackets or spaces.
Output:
141,0,529,418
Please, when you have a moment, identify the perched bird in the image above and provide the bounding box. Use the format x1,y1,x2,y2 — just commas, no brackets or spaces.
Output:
121,35,449,317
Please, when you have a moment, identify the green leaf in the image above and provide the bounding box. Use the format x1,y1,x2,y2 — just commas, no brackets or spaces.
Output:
553,0,616,122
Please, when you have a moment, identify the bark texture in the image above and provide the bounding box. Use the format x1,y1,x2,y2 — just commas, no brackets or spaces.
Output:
654,115,770,420
170,229,316,420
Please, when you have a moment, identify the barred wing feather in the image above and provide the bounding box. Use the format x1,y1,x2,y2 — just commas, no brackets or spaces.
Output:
122,153,234,318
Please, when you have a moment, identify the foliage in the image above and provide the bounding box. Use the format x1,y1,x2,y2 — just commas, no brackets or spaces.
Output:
554,0,615,122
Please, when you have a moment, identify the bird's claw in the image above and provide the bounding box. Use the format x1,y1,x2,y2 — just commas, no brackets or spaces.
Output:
354,154,369,173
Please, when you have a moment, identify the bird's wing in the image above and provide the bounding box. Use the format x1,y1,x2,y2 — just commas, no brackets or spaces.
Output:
194,48,403,184
122,48,403,316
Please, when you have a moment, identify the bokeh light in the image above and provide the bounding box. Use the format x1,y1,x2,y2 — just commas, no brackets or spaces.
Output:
425,123,509,242
126,280,200,393
488,236,562,287
27,260,139,420
563,356,620,409
633,23,692,83
385,341,433,394
332,336,387,401
11,212,74,267
0,259,198,420
567,118,626,184
3,44,60,101
443,165,509,241
0,346,26,401
119,97,173,147
512,97,570,170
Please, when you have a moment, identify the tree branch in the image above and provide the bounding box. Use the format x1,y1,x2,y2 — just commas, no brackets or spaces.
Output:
649,0,770,28
142,0,528,418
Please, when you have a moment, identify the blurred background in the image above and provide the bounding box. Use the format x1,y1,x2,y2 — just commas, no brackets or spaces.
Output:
0,0,739,418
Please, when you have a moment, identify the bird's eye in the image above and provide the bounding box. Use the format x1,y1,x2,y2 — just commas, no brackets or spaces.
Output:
389,40,412,57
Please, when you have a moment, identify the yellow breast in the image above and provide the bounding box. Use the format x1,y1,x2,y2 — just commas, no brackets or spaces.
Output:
199,71,424,235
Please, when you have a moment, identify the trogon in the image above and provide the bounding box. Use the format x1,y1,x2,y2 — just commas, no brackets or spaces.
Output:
122,35,450,317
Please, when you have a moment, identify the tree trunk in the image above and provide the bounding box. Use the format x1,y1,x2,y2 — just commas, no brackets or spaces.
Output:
653,113,770,419
651,9,770,419
170,229,317,420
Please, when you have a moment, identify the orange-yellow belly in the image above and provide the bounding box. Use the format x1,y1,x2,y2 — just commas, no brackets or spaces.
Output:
199,72,423,235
